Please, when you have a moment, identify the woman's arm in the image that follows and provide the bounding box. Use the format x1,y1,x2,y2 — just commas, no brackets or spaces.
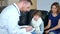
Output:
49,19,60,30
44,19,51,30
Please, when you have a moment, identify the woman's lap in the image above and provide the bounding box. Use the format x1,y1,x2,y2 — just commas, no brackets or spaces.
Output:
48,30,60,34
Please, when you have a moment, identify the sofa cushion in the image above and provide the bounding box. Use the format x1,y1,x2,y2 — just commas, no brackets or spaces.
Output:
0,6,6,13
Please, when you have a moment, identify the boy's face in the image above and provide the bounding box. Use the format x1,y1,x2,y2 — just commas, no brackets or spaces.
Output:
33,15,40,21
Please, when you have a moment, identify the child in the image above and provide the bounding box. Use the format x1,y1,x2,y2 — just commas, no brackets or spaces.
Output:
31,11,44,34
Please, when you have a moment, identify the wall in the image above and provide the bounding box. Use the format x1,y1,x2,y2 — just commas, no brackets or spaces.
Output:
37,0,60,11
7,0,37,9
7,0,19,5
0,0,60,11
30,0,37,9
0,0,7,6
0,0,19,6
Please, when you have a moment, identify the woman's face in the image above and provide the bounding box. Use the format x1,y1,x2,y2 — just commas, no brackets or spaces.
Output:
33,15,40,21
51,5,58,13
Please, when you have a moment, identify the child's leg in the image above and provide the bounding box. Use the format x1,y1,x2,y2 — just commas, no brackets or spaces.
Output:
24,32,32,34
31,31,36,34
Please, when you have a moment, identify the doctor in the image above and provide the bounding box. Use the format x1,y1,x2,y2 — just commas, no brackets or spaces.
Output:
0,0,33,34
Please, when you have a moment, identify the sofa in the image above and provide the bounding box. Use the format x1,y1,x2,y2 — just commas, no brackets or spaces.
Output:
0,6,6,13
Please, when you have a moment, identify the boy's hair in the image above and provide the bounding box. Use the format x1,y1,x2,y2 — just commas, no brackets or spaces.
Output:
32,10,42,17
19,0,32,5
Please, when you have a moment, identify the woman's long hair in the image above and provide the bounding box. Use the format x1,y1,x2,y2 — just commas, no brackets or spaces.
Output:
50,2,60,13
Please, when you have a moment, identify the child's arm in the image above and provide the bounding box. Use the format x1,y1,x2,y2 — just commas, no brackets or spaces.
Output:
39,21,44,34
30,18,35,27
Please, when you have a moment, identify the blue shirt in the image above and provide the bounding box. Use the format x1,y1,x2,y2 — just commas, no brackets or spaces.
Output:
0,3,27,34
49,13,60,31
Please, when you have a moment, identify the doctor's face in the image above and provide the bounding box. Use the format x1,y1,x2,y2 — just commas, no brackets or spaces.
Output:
22,2,31,12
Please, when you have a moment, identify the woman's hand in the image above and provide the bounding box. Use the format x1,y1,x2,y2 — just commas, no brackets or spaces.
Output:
45,30,50,34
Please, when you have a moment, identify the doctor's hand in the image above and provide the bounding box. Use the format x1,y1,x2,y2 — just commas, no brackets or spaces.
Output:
26,26,33,32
